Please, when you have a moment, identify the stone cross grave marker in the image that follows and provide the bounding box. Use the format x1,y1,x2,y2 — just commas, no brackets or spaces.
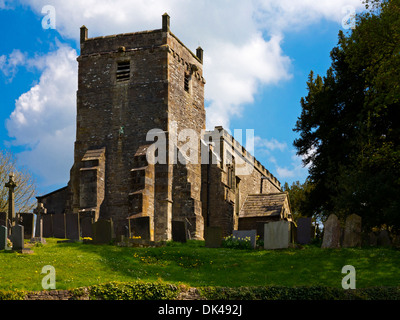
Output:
32,202,47,244
232,230,257,249
321,214,341,248
5,172,17,232
0,225,7,250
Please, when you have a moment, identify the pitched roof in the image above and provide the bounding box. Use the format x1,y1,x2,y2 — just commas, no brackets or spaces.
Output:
239,192,288,219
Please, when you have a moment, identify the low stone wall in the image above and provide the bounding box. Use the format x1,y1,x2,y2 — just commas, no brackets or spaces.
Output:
24,289,90,300
23,286,203,300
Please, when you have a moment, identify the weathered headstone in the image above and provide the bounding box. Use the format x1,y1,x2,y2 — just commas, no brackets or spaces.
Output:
19,213,34,239
53,214,66,238
92,219,114,244
0,226,7,250
377,230,391,247
204,226,222,248
264,220,290,250
11,224,24,250
342,214,362,248
172,220,187,243
296,217,312,244
65,213,80,240
43,214,53,238
321,214,341,248
81,216,93,238
0,212,6,227
233,230,257,249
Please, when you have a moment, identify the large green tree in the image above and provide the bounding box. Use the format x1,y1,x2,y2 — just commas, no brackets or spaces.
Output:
293,0,400,231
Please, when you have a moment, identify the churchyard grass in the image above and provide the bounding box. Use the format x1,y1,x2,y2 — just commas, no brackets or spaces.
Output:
1,238,400,291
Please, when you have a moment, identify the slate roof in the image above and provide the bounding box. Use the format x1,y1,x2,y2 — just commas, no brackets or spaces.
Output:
239,192,288,219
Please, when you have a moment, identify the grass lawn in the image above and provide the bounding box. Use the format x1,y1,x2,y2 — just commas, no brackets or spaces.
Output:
1,239,400,291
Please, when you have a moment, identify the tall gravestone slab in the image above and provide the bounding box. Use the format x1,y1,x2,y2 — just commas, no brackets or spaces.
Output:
11,224,24,250
204,226,222,248
321,214,341,248
0,226,7,250
264,220,290,250
53,214,66,238
377,230,391,247
43,214,53,238
19,213,34,239
343,214,362,248
296,217,312,244
172,221,187,243
0,212,6,227
233,230,257,249
92,219,114,244
81,216,93,238
65,213,80,240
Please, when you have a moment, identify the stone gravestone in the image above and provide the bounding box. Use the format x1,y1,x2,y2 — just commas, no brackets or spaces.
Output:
377,230,391,247
65,213,80,240
233,230,257,249
204,226,222,248
92,219,114,244
0,212,6,227
43,214,53,238
11,224,24,250
296,217,312,244
81,216,93,238
264,220,290,250
342,214,362,248
321,214,341,248
0,226,7,250
19,213,34,239
172,220,187,243
53,214,66,238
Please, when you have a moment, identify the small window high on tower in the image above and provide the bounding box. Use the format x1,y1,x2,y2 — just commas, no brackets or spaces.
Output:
184,73,190,92
116,61,130,82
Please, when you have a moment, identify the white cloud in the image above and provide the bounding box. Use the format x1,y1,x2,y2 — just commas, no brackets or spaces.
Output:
7,0,365,186
275,151,310,180
0,49,27,81
253,0,364,34
6,44,78,186
17,0,366,131
255,136,288,152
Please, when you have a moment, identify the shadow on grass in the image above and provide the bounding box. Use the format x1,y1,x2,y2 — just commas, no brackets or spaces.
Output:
53,240,400,288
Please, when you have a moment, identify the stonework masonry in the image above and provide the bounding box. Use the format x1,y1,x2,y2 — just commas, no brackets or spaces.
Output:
38,14,291,240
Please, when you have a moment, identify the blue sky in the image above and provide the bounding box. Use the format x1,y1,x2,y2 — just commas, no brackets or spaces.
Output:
0,0,365,196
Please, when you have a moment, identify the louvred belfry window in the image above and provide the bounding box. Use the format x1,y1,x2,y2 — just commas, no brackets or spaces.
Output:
116,61,130,82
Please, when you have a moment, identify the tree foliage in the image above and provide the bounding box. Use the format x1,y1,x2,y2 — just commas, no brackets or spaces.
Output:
293,0,400,231
0,149,37,213
282,179,315,221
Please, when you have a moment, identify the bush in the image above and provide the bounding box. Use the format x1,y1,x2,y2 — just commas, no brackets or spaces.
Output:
88,281,179,300
222,235,252,250
0,289,26,300
198,286,400,300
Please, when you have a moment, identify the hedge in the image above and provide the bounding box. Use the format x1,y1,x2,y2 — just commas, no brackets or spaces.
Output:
198,285,400,300
1,283,400,300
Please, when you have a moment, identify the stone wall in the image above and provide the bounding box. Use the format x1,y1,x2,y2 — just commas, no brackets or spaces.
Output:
202,128,282,236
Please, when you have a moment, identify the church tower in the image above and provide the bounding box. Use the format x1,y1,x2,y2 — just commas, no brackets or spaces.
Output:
68,14,206,240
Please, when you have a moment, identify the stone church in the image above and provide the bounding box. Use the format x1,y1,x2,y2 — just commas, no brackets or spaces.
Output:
37,14,292,241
